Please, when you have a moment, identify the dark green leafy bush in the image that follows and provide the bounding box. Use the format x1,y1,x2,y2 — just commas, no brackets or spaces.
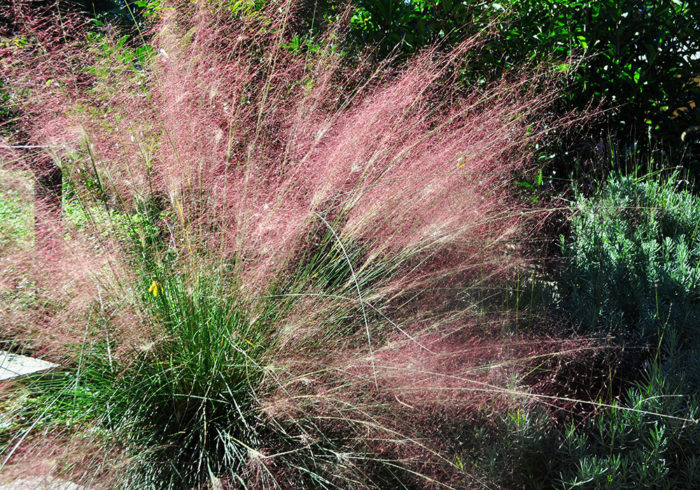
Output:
346,0,700,169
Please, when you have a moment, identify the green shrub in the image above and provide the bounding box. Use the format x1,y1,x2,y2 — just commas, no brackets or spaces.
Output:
551,174,700,488
556,358,700,489
562,174,700,341
459,357,700,488
455,175,700,488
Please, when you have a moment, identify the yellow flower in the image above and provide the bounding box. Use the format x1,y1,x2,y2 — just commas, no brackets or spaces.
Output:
148,280,162,297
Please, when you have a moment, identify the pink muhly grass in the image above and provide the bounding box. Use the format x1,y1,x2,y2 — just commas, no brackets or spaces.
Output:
0,0,592,486
112,6,553,294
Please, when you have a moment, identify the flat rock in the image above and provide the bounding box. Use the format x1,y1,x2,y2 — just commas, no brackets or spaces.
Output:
0,351,58,381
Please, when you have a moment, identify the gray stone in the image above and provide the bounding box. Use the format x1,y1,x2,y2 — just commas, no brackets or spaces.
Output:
0,351,58,381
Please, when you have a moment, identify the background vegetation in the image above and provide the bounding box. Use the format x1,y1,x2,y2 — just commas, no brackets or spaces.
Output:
344,0,700,175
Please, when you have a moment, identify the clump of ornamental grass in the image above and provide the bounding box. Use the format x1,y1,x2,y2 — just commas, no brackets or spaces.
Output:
0,0,597,487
